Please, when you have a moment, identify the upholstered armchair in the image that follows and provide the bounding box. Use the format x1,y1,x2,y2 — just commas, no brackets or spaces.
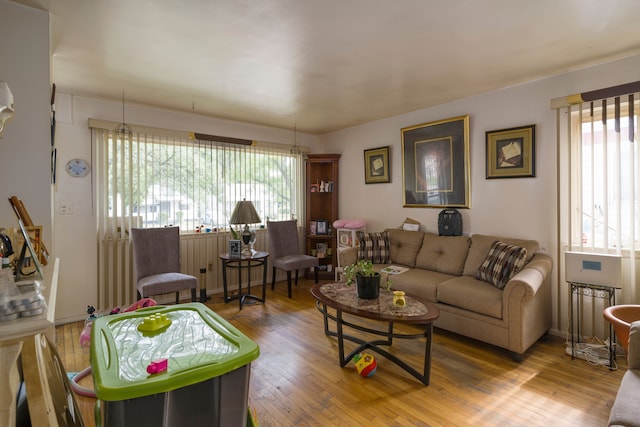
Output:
267,220,319,298
131,227,197,304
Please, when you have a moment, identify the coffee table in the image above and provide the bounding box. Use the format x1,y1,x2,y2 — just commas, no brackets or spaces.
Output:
310,282,440,385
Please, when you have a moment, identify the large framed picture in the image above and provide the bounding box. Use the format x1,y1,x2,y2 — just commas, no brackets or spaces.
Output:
363,146,390,184
485,124,535,179
401,115,470,208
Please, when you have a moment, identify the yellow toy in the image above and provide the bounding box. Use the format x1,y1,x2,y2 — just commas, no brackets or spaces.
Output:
354,352,377,377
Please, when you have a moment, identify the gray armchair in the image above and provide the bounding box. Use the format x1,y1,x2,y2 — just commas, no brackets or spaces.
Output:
131,227,197,304
267,220,319,298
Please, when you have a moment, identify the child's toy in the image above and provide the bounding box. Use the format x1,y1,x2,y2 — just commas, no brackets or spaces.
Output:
146,358,168,374
138,312,171,333
354,352,377,377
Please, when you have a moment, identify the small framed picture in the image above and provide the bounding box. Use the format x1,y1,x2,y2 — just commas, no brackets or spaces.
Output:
364,146,391,184
309,221,317,235
486,124,535,179
229,239,242,257
316,220,329,235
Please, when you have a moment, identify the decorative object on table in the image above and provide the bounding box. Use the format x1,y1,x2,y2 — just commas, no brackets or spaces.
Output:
343,259,381,299
485,124,535,179
437,208,462,236
363,146,391,184
392,290,406,307
401,115,470,208
230,199,261,256
354,352,377,377
0,81,15,136
229,239,242,258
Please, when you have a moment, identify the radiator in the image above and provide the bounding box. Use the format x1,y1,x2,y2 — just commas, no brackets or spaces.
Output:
97,229,274,310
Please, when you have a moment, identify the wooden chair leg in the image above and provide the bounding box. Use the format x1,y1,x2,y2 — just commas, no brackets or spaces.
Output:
175,291,180,304
271,267,277,290
286,271,292,298
190,288,197,302
294,269,299,285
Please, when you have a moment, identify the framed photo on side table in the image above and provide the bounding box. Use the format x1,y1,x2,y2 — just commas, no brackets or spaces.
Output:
364,146,391,184
229,239,242,257
486,124,535,179
401,115,470,208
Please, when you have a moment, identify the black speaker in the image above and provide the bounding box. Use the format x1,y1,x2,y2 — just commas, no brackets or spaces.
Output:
438,209,462,236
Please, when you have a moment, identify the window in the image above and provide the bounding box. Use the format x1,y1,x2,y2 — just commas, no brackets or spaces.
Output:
91,122,304,235
566,98,638,251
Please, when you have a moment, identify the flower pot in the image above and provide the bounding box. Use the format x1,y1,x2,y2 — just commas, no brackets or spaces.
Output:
356,273,380,299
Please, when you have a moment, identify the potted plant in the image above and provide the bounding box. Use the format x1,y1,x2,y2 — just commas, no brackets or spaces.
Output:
343,259,381,299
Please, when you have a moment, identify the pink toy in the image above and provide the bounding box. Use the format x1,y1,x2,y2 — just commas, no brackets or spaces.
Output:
147,358,168,374
332,219,366,229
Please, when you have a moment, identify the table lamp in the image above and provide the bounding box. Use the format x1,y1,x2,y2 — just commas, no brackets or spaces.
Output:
230,199,261,256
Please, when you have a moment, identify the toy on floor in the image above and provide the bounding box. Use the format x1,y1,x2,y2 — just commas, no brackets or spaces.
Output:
354,352,377,377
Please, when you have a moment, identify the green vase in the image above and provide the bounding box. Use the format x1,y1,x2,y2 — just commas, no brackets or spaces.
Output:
356,273,380,299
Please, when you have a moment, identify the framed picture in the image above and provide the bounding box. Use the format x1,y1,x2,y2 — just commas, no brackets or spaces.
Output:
363,146,391,184
486,124,536,179
229,239,242,257
401,115,470,208
309,220,317,235
316,220,329,235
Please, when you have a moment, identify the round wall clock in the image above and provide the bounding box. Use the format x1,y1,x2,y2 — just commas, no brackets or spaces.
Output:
65,158,90,177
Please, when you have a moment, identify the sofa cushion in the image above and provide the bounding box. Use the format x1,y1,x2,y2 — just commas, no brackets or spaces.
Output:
386,229,425,267
476,241,528,289
357,231,390,264
463,234,539,277
437,275,503,319
375,265,453,302
415,233,470,275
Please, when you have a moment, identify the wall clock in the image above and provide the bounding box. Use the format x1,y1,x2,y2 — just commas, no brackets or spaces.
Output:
65,158,90,177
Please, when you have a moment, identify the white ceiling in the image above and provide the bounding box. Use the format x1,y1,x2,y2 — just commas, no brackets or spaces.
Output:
14,0,640,134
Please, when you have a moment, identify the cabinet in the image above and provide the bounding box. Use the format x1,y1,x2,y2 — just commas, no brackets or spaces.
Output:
305,154,340,280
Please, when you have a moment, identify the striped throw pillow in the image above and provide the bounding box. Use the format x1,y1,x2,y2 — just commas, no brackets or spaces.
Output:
476,241,528,289
357,231,390,264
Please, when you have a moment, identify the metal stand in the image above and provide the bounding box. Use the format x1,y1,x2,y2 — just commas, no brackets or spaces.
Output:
568,281,620,369
199,268,210,303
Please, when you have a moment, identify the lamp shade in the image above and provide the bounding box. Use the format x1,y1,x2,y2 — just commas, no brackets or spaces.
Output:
230,200,261,225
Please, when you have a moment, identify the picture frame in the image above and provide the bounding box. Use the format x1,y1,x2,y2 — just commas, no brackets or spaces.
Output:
363,146,391,184
229,239,242,257
401,115,470,208
485,124,536,179
309,220,317,235
316,220,329,235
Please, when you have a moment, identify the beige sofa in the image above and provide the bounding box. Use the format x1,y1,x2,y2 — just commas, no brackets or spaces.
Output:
339,229,553,360
609,320,640,426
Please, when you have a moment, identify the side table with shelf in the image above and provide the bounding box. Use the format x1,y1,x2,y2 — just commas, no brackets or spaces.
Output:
568,281,620,369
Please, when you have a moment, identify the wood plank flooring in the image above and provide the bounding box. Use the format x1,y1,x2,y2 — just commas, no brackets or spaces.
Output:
55,278,624,426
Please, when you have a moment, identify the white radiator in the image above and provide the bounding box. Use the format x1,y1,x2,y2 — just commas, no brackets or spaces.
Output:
97,229,274,310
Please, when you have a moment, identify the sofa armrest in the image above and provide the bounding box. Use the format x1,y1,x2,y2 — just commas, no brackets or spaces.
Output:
503,253,553,297
338,246,358,267
628,321,640,369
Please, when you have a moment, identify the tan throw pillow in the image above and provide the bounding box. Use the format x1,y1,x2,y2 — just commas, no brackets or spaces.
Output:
476,241,528,290
356,231,390,264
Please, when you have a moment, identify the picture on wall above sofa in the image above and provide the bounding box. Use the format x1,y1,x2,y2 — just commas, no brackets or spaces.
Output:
401,115,470,208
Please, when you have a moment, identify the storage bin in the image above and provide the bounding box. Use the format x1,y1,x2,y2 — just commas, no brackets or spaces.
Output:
91,302,259,427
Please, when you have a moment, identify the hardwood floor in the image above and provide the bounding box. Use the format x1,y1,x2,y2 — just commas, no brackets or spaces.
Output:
55,278,624,426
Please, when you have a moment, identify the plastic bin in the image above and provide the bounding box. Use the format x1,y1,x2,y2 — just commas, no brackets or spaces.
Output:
91,302,259,427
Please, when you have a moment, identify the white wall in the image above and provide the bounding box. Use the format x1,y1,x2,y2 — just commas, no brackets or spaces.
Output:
319,53,640,334
53,94,318,322
0,1,51,244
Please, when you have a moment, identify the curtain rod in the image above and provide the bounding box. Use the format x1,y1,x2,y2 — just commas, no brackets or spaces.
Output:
550,80,640,109
88,118,309,152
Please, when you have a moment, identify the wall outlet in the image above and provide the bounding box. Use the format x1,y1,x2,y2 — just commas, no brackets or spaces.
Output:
59,202,74,215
